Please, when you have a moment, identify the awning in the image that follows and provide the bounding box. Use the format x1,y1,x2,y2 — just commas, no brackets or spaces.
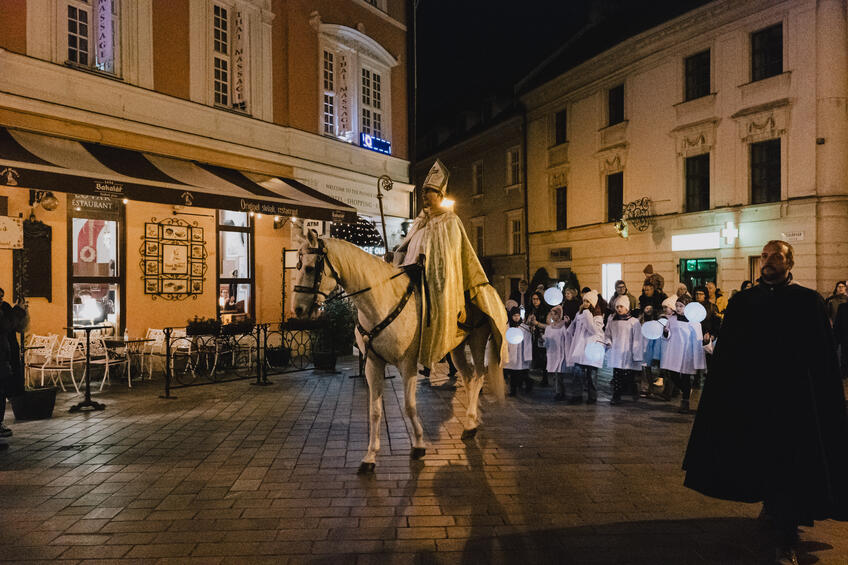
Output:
0,127,357,222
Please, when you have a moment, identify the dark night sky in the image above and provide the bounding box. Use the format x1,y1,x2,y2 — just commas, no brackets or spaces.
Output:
414,1,713,141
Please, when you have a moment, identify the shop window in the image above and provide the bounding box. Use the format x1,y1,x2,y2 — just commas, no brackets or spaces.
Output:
65,0,120,74
751,23,782,82
218,210,253,320
751,139,781,204
685,153,710,212
684,50,710,101
68,195,124,335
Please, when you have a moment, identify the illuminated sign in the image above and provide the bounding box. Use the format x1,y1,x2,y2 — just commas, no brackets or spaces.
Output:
671,232,720,251
360,133,391,155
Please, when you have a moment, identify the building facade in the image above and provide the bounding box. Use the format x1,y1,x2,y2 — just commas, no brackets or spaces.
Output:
414,110,527,300
521,0,848,301
0,0,412,335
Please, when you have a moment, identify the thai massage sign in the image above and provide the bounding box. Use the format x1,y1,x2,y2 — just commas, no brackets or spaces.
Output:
232,9,248,111
140,217,207,300
0,216,23,249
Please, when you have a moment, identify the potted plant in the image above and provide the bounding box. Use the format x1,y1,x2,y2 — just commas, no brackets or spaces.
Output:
313,296,356,371
10,386,56,421
186,316,221,336
222,317,255,336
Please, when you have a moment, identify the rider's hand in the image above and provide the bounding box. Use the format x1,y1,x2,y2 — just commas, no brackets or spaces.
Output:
384,252,394,263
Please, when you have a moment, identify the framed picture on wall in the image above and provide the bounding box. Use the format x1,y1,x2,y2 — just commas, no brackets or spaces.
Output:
191,279,203,293
191,227,204,242
191,244,204,259
145,260,159,275
145,223,159,239
191,262,204,277
162,244,189,274
162,225,189,240
162,279,188,294
145,241,159,256
144,278,159,294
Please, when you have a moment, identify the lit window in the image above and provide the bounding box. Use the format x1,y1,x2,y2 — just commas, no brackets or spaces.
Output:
361,67,383,139
218,210,253,319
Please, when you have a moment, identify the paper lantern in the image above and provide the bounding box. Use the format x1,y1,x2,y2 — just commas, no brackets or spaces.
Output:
584,341,606,366
506,327,524,345
641,320,663,340
658,317,668,327
544,287,563,306
684,301,707,323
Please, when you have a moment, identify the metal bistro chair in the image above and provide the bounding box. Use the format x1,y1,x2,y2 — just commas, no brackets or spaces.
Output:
37,337,85,393
24,334,57,389
140,328,166,379
169,328,196,382
88,336,130,391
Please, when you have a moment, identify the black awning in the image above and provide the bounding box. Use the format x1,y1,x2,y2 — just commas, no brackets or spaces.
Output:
0,127,357,222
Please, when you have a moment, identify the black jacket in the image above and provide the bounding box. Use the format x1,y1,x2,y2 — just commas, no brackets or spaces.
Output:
683,280,848,524
0,302,28,395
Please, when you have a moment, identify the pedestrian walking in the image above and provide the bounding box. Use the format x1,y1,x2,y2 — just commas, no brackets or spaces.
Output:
566,290,605,404
660,294,705,413
683,240,848,564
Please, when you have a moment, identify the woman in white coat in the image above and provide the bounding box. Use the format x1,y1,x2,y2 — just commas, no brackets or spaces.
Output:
566,290,605,404
660,294,706,413
605,295,644,404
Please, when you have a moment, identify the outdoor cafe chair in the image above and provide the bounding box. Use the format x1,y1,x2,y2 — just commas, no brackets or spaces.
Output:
139,328,166,379
24,334,57,389
37,337,85,393
87,336,129,391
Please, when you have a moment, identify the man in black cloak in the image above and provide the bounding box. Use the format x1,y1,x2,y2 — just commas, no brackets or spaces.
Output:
683,241,848,564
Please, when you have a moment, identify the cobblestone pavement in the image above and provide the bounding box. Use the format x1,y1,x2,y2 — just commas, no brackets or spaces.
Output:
1,361,847,564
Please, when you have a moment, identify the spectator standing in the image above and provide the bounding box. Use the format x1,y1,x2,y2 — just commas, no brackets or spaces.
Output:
825,281,847,326
637,280,666,317
683,241,848,564
541,306,570,401
613,280,637,312
706,281,728,318
835,301,848,380
605,295,643,404
561,287,581,323
509,279,532,311
0,289,28,442
526,292,550,387
675,283,691,300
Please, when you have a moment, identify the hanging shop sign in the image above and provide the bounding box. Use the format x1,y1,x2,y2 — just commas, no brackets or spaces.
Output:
360,133,391,155
0,216,23,249
232,10,249,111
140,217,208,300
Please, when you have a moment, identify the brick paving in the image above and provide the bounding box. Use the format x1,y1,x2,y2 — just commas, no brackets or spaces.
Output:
1,361,847,564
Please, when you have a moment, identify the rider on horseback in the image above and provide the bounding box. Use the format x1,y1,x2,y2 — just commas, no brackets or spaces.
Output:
392,159,508,371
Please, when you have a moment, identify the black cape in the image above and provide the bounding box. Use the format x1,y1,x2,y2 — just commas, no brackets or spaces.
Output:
683,279,848,524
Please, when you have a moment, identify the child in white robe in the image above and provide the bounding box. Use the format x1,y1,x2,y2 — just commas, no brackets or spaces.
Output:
660,294,706,413
504,307,533,396
542,305,570,401
566,290,605,404
605,295,643,404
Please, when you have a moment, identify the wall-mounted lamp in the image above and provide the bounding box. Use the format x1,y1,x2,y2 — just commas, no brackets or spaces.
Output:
721,221,739,245
29,190,59,212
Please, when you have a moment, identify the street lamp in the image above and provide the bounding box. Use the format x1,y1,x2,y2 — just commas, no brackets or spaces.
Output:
376,174,393,250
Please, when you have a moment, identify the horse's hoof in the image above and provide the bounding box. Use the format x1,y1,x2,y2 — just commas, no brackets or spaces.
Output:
410,447,426,460
461,428,478,440
357,462,376,475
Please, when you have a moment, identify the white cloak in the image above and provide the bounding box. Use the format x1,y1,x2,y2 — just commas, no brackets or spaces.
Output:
605,315,644,370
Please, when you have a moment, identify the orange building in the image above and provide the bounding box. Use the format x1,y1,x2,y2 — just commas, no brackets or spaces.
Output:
0,0,412,336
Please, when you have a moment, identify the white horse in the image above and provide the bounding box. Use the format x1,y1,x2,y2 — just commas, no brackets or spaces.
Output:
292,230,504,474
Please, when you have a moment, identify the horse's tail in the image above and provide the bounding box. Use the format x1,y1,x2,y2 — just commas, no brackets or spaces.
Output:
486,337,505,403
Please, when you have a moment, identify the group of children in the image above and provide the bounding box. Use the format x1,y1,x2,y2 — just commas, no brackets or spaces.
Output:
503,288,710,413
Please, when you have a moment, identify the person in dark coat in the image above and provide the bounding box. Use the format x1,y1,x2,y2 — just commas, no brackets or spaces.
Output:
834,300,848,380
682,241,848,564
561,287,581,323
636,280,666,317
0,288,28,441
508,279,532,311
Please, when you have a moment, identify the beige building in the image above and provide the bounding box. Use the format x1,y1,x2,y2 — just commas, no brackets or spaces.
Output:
520,0,848,300
414,107,527,299
0,0,412,336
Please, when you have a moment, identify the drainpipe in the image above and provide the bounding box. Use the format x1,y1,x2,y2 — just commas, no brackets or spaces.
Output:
520,103,531,281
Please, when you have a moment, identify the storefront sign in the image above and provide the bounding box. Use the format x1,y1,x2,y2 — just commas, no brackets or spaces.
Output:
296,174,411,218
360,133,391,155
781,230,804,243
71,193,121,215
96,0,115,73
337,53,350,136
232,10,248,110
0,216,23,249
303,219,325,236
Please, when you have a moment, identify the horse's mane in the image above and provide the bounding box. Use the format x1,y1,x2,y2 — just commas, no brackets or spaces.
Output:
323,238,404,292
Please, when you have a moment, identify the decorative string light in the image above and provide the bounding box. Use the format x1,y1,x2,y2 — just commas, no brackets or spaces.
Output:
330,216,385,253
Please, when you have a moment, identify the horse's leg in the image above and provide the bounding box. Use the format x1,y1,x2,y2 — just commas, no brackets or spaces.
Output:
450,341,481,438
359,356,385,474
399,355,426,459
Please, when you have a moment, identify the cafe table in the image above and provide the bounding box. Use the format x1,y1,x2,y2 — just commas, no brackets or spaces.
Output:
67,325,110,413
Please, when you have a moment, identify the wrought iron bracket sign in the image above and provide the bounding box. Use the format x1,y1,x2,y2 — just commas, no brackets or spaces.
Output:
621,197,653,232
140,217,207,301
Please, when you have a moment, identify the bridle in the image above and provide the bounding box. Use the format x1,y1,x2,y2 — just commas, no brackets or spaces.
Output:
293,240,341,317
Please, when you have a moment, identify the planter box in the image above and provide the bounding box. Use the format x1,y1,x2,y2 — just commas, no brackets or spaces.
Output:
10,387,57,421
313,351,337,371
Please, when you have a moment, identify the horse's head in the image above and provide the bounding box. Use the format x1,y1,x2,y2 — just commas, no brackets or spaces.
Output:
292,229,340,319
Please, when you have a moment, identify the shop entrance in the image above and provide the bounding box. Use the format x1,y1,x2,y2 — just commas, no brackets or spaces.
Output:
679,257,717,292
